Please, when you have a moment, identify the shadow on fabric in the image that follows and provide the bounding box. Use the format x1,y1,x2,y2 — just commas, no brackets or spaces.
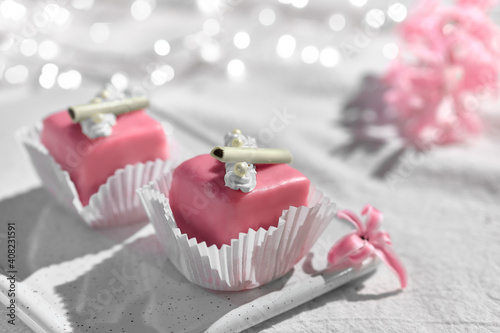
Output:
0,187,147,281
331,74,407,179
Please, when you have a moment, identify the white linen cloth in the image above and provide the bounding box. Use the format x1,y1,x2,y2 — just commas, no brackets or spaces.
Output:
1,0,499,331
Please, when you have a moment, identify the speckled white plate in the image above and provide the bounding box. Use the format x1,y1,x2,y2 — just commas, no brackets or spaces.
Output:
0,191,376,333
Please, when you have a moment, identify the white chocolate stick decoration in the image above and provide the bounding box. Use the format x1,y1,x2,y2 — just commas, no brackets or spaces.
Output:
216,129,294,193
69,96,149,123
75,89,147,139
210,146,293,164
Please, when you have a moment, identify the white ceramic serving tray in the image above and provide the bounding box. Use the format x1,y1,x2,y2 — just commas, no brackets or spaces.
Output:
0,199,376,333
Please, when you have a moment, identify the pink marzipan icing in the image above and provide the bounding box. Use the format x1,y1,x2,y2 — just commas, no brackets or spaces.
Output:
41,109,168,206
169,154,310,248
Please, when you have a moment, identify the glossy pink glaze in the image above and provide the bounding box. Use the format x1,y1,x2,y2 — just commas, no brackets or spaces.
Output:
169,154,310,248
41,109,168,206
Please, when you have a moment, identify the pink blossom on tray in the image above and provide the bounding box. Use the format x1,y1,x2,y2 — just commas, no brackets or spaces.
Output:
328,205,408,289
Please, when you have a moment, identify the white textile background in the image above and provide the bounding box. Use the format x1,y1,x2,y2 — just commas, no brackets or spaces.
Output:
1,0,500,332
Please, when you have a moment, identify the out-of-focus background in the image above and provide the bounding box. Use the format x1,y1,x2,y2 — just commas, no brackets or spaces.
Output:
0,0,416,199
1,0,500,332
1,0,408,196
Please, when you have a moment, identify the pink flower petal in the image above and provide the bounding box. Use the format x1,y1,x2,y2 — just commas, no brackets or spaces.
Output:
327,233,365,265
362,205,383,236
376,246,408,289
371,231,392,247
348,242,375,264
329,206,408,290
337,210,365,233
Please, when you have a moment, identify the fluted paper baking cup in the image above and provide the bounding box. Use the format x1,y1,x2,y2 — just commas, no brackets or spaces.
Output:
16,123,175,228
137,170,336,291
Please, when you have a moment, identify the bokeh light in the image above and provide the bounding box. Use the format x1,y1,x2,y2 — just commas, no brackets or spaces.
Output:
154,40,171,56
196,0,214,14
291,0,309,9
38,40,59,60
349,0,367,7
203,19,220,36
5,65,28,84
151,65,175,85
53,7,71,25
90,23,110,44
200,40,221,62
131,0,152,21
234,32,251,50
329,14,346,32
259,8,276,26
301,46,319,64
320,47,340,67
365,9,386,29
20,39,38,57
388,3,407,22
227,59,245,78
39,63,59,89
58,70,82,89
276,35,296,59
45,4,71,26
111,73,129,91
0,0,26,21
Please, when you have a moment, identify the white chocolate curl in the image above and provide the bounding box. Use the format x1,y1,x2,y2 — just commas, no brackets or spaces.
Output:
223,131,257,192
69,96,149,123
78,86,131,139
210,147,293,164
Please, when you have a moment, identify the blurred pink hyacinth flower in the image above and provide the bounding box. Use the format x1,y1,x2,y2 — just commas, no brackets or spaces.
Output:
384,0,500,145
328,205,407,289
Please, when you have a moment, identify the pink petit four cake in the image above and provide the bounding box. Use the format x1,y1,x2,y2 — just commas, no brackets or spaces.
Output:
138,129,336,290
169,154,309,248
41,108,168,206
18,88,173,227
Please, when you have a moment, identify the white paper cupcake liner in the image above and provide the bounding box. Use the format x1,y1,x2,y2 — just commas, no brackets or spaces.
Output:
137,169,337,291
16,123,176,228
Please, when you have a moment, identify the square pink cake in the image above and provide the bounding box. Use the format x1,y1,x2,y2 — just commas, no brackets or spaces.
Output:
41,109,168,206
169,154,310,248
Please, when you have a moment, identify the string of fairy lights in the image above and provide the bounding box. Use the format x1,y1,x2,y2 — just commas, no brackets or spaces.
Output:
0,0,408,92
